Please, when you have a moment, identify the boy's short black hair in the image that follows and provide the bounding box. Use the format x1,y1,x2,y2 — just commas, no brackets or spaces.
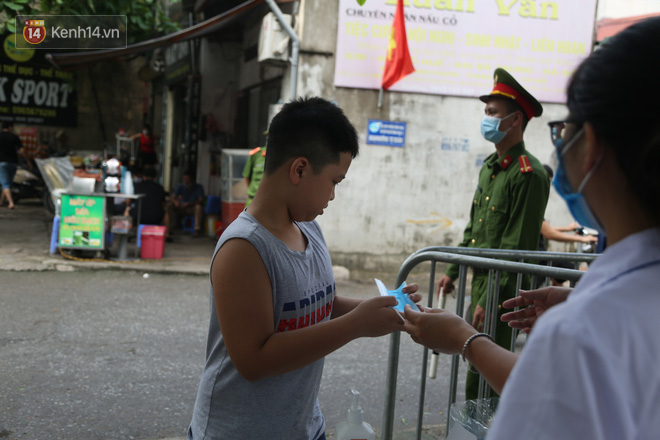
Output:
1,121,14,130
264,97,359,175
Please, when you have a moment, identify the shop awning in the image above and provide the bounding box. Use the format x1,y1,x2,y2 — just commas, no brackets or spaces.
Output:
46,0,293,69
596,12,660,42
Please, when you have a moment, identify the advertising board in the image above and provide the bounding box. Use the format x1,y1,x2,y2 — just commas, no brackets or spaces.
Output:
59,194,105,250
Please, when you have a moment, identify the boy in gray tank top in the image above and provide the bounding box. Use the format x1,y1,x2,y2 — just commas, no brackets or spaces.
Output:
188,97,420,440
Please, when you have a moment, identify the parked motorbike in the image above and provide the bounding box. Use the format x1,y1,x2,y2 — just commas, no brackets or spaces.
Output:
11,165,45,203
11,163,55,214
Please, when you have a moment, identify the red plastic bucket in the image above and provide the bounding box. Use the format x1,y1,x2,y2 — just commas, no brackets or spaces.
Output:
140,225,166,259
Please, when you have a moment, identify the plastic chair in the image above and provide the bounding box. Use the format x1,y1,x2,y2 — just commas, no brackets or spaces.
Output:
182,215,195,234
137,224,147,248
49,215,60,254
205,196,222,215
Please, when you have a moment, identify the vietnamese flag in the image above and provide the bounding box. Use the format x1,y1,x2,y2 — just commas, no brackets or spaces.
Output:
381,0,415,90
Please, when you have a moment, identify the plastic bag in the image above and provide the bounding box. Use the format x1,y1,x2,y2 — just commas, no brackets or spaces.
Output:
35,157,75,193
447,398,498,440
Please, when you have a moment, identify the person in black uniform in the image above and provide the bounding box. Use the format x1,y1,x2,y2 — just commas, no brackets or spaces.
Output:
125,167,167,226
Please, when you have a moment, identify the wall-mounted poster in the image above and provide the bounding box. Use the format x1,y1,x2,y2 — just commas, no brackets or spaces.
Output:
334,0,598,103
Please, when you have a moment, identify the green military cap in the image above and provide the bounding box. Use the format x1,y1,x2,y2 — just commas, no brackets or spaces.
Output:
479,67,543,119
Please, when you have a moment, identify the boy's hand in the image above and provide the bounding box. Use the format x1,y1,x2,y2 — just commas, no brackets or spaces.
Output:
401,282,421,304
351,296,402,337
350,283,421,338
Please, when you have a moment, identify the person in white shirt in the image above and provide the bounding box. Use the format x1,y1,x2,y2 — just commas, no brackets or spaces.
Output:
403,16,660,439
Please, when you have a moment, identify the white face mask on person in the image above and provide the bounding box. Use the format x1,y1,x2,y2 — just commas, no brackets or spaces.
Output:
480,112,515,144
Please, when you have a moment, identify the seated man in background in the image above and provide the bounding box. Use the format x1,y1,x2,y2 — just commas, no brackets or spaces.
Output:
166,171,204,239
125,167,167,228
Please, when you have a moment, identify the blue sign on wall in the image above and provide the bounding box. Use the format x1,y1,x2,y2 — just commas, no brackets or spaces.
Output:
367,119,407,147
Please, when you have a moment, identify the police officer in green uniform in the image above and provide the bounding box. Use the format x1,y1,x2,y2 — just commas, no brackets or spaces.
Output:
436,68,550,400
242,144,267,208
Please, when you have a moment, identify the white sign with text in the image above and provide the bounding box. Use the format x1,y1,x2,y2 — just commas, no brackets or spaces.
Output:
334,0,598,103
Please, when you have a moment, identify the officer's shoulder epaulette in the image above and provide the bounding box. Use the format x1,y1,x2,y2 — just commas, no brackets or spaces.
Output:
249,147,261,156
518,155,533,173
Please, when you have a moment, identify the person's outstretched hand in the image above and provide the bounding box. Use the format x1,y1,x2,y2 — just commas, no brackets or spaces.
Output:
403,305,475,355
501,286,572,333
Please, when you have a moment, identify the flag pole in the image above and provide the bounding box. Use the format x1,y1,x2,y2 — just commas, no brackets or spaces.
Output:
378,87,384,110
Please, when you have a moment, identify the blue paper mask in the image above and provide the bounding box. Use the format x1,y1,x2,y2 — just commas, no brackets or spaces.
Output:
481,113,515,144
375,278,417,321
552,130,605,235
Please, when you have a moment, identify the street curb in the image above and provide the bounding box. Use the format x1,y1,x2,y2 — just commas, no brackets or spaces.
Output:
0,255,351,280
0,256,209,276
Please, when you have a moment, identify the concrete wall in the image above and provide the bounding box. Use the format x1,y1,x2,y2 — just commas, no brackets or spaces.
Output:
295,0,588,271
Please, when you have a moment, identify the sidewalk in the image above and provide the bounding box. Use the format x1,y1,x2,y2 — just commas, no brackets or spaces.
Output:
0,200,359,281
0,200,219,275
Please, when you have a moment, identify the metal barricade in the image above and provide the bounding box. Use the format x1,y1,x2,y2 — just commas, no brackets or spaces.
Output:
380,247,599,440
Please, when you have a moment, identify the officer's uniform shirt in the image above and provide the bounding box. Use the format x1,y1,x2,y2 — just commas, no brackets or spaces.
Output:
447,141,549,308
489,227,660,439
242,146,267,205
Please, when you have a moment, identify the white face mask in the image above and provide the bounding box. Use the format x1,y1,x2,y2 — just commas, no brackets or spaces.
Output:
142,130,148,135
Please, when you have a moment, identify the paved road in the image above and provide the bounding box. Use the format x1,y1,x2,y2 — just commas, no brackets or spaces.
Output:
0,270,468,439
